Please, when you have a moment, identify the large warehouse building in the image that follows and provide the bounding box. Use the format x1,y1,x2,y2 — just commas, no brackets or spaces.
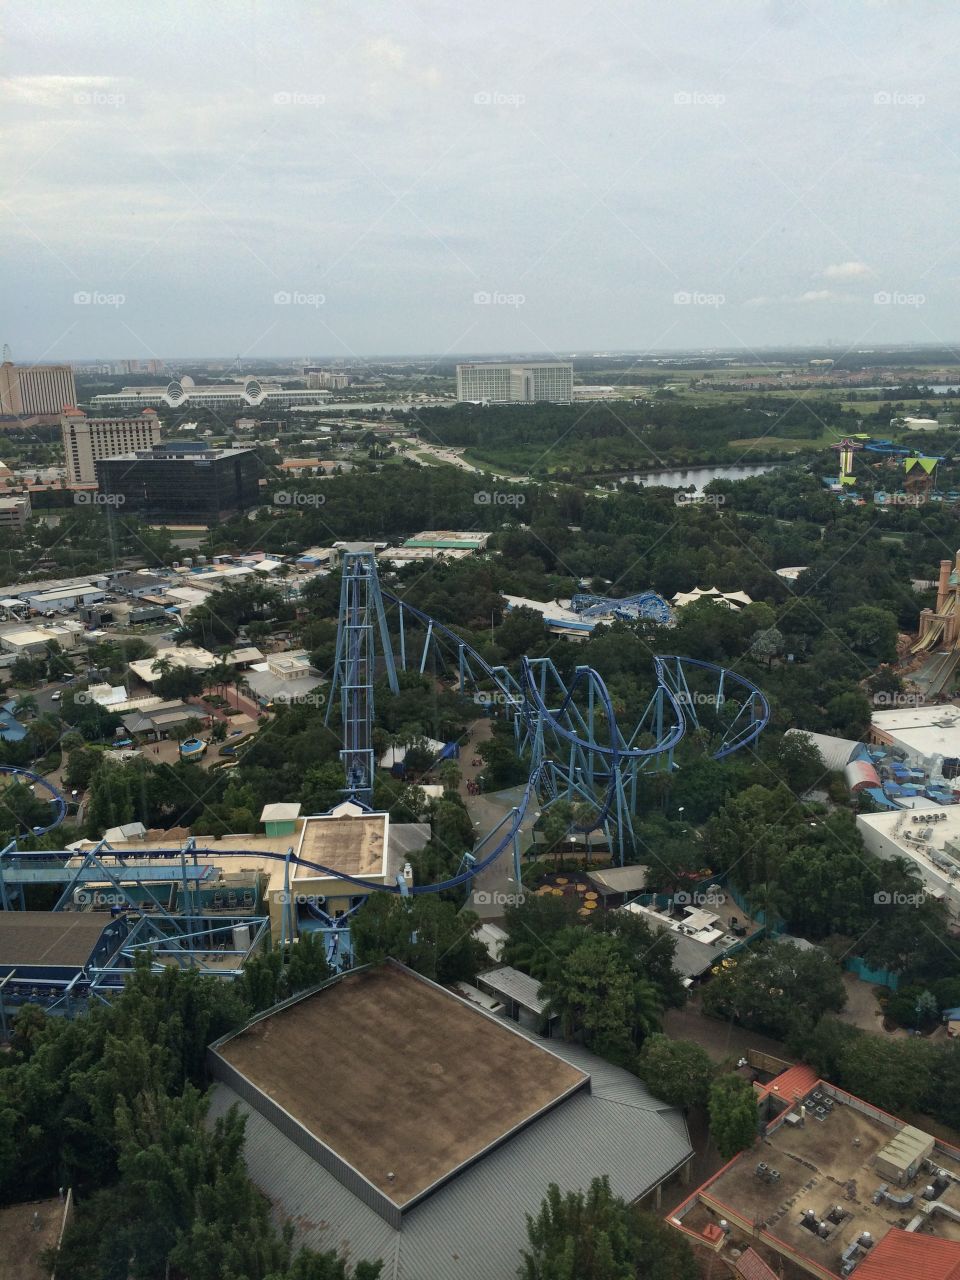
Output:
208,962,693,1279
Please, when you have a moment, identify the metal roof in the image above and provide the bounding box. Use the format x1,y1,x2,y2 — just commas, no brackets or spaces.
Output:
477,965,548,1014
208,1025,692,1280
586,865,650,894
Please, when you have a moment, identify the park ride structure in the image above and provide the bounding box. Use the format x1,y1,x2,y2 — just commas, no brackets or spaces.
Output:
0,549,769,997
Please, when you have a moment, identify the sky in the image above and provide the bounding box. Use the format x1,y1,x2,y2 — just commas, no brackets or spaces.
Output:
1,0,956,362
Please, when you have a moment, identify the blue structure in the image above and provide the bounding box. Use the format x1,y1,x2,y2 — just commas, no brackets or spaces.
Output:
570,590,674,625
0,553,770,990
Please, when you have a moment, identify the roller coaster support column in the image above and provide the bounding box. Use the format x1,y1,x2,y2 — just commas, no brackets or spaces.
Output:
0,840,19,910
279,850,294,950
326,549,399,805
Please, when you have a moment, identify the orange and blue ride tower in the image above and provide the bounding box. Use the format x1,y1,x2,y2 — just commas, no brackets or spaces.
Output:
831,438,864,486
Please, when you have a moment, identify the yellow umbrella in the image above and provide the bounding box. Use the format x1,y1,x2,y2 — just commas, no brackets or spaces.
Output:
584,891,599,901
575,884,587,894
584,899,598,910
551,887,564,896
555,876,569,886
578,907,591,917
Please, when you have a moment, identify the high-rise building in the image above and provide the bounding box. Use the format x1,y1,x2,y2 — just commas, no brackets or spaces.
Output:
95,443,261,522
61,407,162,485
455,361,573,404
0,361,76,417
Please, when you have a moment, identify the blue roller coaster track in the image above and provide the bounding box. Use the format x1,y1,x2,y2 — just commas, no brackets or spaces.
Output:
0,550,770,976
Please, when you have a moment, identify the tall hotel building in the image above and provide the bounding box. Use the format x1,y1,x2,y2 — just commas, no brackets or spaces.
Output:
61,406,162,484
456,361,574,404
0,361,77,417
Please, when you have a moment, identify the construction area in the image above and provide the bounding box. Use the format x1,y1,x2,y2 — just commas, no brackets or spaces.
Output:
211,963,588,1210
673,1077,960,1279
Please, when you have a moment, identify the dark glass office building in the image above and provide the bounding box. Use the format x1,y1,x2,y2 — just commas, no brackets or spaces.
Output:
95,443,261,522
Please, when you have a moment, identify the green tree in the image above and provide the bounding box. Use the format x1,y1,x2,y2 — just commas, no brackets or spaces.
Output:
709,1074,758,1159
520,1177,696,1280
635,1034,715,1110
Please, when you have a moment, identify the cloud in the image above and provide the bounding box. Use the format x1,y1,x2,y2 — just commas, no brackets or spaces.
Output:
823,261,872,280
0,75,126,107
798,289,838,303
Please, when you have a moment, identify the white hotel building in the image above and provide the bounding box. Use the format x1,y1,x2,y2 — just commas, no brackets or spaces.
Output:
456,362,574,404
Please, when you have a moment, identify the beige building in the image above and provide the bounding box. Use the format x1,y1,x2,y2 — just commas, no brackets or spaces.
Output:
0,495,30,530
61,407,162,484
0,361,76,417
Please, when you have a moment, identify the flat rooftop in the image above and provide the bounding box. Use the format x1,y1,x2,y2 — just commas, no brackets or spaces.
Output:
297,812,386,878
702,1087,960,1272
0,911,109,967
213,964,588,1208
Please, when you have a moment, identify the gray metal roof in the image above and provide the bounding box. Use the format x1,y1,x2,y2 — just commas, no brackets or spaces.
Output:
208,1024,691,1280
669,932,726,978
586,865,651,894
477,965,548,1014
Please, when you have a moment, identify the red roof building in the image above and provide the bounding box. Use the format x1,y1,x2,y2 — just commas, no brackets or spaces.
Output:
755,1063,818,1105
734,1247,779,1280
855,1229,960,1280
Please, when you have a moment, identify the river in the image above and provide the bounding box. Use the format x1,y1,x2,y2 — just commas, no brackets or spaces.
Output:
620,462,777,492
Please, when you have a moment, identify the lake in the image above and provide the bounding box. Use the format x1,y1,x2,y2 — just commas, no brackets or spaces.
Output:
621,463,777,492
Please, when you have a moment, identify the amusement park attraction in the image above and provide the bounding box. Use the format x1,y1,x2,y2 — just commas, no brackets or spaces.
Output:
0,548,769,1010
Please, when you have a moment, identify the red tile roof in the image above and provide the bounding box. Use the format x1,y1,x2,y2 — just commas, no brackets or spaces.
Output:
756,1063,818,1103
855,1229,960,1280
735,1248,778,1280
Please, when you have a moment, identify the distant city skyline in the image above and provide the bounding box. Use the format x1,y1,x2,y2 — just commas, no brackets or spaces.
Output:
2,1,956,360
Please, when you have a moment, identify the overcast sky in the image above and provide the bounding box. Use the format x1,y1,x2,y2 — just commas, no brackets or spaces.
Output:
1,1,956,362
